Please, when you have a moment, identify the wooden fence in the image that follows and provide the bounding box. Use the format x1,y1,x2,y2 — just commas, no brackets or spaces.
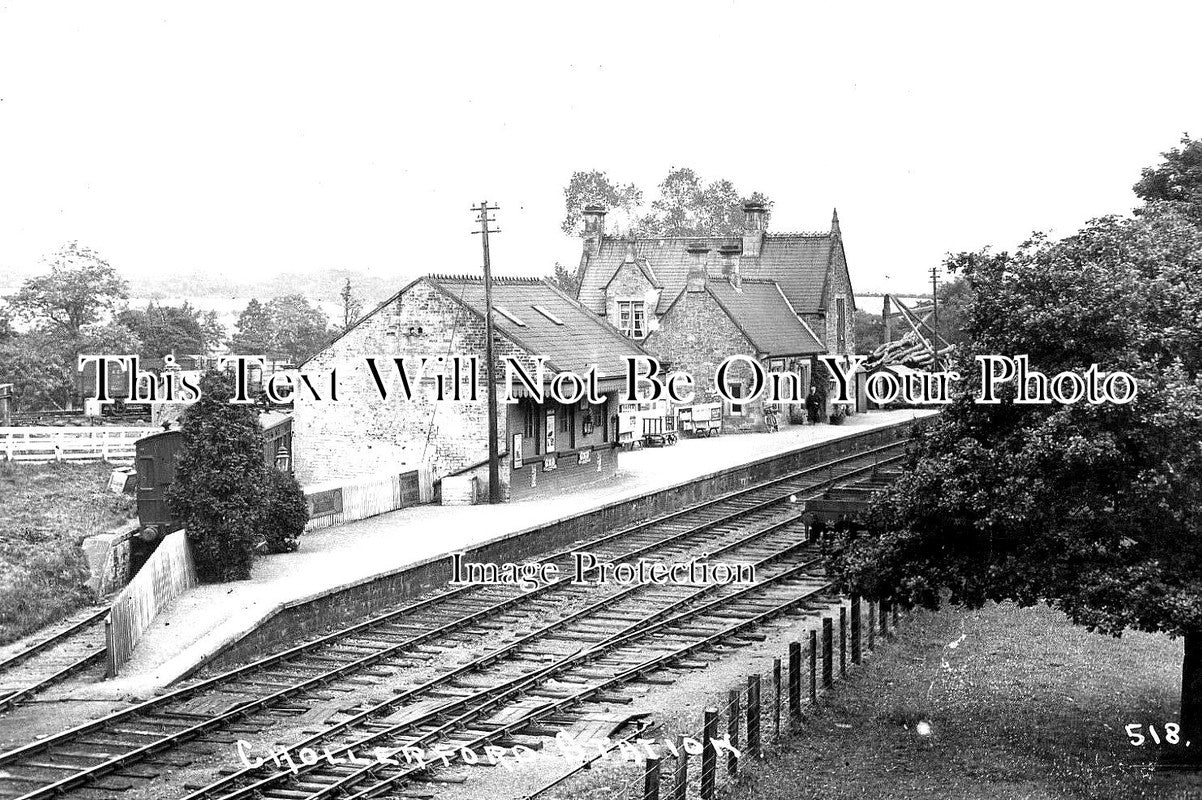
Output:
0,426,159,464
304,467,434,531
105,529,198,677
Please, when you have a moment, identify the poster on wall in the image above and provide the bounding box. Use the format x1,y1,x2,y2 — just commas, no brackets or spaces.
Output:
544,409,556,453
511,434,522,468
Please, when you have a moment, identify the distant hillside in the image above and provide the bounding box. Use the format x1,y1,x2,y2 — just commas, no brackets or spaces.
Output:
134,268,406,305
1,266,407,306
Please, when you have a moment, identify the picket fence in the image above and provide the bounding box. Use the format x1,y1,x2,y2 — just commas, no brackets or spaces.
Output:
0,426,159,464
105,529,198,677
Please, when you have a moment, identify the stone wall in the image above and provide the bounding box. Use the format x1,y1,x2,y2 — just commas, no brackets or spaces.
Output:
644,288,769,433
293,280,527,486
823,242,856,355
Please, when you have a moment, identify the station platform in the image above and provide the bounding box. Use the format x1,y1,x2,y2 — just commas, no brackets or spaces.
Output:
77,408,933,699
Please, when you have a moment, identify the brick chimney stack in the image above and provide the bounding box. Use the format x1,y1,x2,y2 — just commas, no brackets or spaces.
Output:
582,205,607,258
742,202,766,258
720,244,741,290
686,245,709,292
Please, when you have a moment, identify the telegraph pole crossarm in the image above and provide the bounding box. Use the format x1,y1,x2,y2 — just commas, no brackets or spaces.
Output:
472,201,503,504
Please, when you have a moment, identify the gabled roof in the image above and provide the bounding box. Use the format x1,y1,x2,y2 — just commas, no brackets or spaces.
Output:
423,275,648,380
703,279,825,357
578,229,839,316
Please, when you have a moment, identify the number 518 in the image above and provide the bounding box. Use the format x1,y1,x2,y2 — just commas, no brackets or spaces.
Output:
1125,723,1181,746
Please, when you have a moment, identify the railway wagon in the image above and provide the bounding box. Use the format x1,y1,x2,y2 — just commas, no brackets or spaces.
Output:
134,415,294,537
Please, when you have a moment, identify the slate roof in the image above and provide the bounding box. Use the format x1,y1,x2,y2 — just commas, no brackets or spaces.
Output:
577,231,839,316
425,275,647,380
700,279,825,357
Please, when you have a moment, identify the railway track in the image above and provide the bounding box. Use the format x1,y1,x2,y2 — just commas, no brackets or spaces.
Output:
0,609,108,713
0,437,908,800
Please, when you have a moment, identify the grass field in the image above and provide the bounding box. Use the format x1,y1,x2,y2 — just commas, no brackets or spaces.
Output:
732,602,1198,800
0,461,135,644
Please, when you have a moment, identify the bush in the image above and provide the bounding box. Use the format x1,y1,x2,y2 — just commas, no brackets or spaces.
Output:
167,371,269,582
259,470,308,553
829,405,847,425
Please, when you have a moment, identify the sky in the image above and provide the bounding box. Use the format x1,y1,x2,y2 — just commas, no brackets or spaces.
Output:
1,1,1200,295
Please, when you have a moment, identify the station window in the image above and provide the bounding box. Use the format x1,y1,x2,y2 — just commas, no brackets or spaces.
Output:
617,301,646,339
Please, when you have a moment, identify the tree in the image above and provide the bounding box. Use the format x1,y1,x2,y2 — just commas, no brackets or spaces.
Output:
7,243,130,408
642,169,772,237
827,202,1202,758
561,170,644,235
166,370,270,582
8,242,127,339
260,470,309,553
339,278,364,331
266,295,331,364
0,332,70,411
118,302,210,359
229,299,274,355
935,274,974,347
561,168,771,238
853,309,884,354
547,262,579,296
200,310,226,352
1134,134,1202,224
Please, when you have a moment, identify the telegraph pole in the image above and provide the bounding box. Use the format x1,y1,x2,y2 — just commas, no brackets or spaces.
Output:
929,263,940,372
472,201,503,503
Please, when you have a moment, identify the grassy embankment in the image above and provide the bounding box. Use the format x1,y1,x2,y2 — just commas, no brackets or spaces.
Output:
735,602,1197,800
0,462,134,644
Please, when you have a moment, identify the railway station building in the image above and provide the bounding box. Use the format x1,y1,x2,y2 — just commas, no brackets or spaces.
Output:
645,269,827,431
573,202,857,356
291,275,649,502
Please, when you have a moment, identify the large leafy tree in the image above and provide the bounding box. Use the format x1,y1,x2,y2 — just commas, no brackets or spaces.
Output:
1134,134,1202,224
228,296,331,364
8,242,128,339
561,168,771,238
118,301,220,359
6,244,136,408
265,294,331,364
167,371,270,582
229,298,273,355
829,201,1202,756
561,170,644,235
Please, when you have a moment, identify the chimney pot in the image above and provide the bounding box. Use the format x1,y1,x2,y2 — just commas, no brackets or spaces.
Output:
742,203,766,258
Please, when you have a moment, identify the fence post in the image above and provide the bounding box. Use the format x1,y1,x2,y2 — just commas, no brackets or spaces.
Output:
643,755,661,800
809,630,817,703
701,708,718,800
788,641,801,721
772,657,782,740
893,600,900,628
881,599,891,639
671,735,687,800
851,594,862,665
747,674,761,758
868,601,876,651
822,618,834,689
727,689,740,780
104,615,115,679
840,607,848,679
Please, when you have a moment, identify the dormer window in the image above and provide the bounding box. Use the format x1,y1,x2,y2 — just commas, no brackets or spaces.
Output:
617,300,646,339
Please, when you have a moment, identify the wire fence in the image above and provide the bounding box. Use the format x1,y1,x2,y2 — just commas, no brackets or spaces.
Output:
603,595,905,800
